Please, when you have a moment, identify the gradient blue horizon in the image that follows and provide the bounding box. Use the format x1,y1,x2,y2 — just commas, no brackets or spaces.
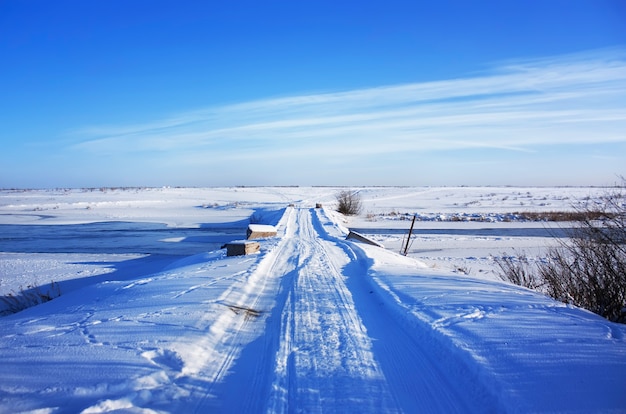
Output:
1,1,625,188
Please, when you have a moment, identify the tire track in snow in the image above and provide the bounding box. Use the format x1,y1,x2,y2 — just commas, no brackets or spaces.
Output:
199,208,397,412
313,208,496,413
204,214,301,412
337,244,479,413
187,269,276,403
192,207,491,412
267,209,399,413
184,208,299,412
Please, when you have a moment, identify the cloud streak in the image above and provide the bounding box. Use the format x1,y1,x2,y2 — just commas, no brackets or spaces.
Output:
70,48,626,161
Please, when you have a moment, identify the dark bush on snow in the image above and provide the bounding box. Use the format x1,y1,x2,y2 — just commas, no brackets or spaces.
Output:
336,190,362,216
496,183,626,324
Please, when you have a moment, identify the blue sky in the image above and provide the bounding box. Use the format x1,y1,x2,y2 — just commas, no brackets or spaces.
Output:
1,1,625,188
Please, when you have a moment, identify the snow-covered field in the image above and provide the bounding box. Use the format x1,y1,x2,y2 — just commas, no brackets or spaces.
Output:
0,187,624,413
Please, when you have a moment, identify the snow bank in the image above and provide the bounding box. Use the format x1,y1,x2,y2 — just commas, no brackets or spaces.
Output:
354,242,626,412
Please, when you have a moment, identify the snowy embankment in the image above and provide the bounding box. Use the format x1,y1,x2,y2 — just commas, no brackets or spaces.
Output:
0,187,625,413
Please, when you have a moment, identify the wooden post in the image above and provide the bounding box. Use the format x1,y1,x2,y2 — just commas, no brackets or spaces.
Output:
402,215,416,256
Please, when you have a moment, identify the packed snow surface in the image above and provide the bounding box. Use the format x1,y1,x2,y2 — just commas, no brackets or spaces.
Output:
0,187,625,413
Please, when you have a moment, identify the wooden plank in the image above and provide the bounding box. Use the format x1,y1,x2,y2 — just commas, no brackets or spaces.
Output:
346,231,385,248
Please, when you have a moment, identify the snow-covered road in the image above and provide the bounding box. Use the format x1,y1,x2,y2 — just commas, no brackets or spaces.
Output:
1,202,625,413
189,207,459,412
265,208,399,412
185,207,492,413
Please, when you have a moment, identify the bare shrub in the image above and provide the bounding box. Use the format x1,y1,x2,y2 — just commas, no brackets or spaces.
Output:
494,253,544,290
496,184,626,323
513,211,610,222
0,281,61,316
336,190,362,216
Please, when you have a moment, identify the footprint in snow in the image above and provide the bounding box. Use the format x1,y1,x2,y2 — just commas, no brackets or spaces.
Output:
121,278,154,289
141,348,185,372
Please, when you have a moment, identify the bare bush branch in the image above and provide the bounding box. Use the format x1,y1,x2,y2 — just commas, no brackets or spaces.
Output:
497,182,626,323
494,253,544,290
336,190,363,216
0,281,61,316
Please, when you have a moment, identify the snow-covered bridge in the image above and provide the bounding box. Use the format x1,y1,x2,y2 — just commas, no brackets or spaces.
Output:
0,206,625,413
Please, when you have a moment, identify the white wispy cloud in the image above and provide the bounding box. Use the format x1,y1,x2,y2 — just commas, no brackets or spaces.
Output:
70,48,626,160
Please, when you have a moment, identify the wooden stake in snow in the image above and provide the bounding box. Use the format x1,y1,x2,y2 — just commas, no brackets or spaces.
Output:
401,215,417,256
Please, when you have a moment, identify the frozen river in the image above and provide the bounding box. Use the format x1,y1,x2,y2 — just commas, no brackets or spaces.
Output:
0,222,245,256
